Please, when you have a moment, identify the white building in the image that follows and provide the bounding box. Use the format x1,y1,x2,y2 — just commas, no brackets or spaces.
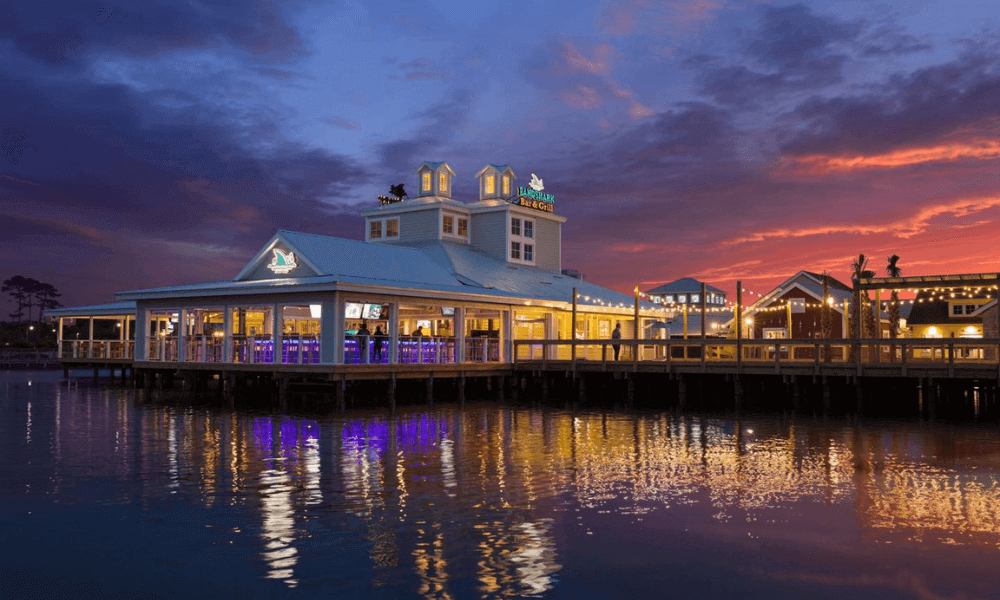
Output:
52,161,659,367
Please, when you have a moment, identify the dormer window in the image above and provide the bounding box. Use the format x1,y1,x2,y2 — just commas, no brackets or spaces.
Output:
439,172,448,193
370,221,382,239
475,164,516,200
422,172,432,193
457,218,467,237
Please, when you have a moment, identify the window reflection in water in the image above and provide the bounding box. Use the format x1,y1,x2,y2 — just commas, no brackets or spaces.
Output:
30,388,1000,597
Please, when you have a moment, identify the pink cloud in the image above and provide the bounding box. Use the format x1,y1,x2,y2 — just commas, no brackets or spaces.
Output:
561,85,603,109
560,41,614,75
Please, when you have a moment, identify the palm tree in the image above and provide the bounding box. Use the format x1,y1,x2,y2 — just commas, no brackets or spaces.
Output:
885,255,902,340
850,254,876,339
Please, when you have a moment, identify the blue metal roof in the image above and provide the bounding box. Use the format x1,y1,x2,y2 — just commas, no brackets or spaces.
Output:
114,230,655,311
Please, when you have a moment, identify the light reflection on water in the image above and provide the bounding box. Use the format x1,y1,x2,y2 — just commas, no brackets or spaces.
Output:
2,371,1000,599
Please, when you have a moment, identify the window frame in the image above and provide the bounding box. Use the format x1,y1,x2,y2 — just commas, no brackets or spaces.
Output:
485,175,495,195
508,214,536,265
422,172,431,193
510,241,521,260
523,219,533,239
442,214,454,235
369,220,383,239
457,218,468,237
386,218,399,238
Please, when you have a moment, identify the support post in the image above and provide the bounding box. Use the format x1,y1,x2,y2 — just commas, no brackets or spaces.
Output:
700,282,707,340
455,306,465,364
571,287,578,363
223,306,233,363
786,299,793,340
736,280,743,372
634,285,641,362
177,308,187,364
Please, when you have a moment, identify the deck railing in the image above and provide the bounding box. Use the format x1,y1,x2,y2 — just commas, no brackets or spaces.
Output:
61,340,135,360
512,337,1000,373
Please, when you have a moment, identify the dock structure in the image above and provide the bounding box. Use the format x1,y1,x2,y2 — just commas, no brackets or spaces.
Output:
40,160,1000,416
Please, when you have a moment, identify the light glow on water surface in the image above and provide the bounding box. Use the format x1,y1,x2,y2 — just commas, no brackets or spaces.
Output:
2,371,1000,599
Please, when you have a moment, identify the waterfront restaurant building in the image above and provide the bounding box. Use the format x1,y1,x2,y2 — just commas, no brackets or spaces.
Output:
53,162,658,367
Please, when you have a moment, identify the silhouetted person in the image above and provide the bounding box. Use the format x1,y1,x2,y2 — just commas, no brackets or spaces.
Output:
373,325,385,363
612,322,622,361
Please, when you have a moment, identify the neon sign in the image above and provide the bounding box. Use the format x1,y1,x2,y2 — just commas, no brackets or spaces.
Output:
515,173,555,212
267,248,298,274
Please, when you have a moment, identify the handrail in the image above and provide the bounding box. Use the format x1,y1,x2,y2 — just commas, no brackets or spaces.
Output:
509,338,1000,370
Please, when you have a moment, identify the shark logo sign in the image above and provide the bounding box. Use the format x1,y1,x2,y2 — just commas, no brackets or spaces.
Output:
515,172,555,212
528,173,544,191
267,248,298,275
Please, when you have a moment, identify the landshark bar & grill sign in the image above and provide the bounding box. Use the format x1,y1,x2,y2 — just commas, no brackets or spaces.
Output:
515,172,555,212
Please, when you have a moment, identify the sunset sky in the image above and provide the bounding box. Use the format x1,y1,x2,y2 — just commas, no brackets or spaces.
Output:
2,0,999,315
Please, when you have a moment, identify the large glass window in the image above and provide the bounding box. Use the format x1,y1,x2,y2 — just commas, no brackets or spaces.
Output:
344,301,389,365
183,308,225,363
231,306,274,364
147,309,179,362
281,305,321,364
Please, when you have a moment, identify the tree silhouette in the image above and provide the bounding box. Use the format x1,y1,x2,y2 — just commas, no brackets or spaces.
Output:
3,276,61,322
378,183,407,205
885,255,902,341
850,254,876,340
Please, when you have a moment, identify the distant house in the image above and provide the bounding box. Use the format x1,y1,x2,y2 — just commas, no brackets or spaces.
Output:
646,277,727,308
907,290,994,340
742,271,853,339
645,278,729,338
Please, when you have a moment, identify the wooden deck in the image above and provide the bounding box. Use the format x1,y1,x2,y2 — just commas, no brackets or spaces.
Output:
512,338,1000,382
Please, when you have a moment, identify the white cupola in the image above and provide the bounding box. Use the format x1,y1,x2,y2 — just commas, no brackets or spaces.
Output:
474,164,516,200
416,161,456,199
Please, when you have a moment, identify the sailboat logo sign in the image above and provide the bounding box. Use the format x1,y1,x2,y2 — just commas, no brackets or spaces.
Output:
267,248,298,275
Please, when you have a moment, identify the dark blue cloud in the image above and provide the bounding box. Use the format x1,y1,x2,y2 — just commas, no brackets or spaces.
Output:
696,4,856,106
0,0,307,66
783,52,1000,156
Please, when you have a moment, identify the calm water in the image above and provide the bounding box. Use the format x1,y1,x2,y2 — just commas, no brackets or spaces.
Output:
2,371,1000,599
